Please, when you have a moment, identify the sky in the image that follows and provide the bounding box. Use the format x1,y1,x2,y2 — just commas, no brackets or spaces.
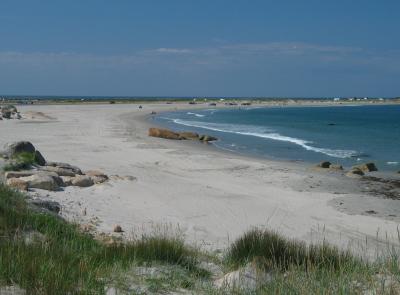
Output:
0,0,399,97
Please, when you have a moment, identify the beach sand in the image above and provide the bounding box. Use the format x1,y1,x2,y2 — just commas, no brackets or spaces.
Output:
1,102,399,256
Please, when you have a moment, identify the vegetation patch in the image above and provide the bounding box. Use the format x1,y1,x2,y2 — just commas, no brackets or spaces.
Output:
3,152,38,171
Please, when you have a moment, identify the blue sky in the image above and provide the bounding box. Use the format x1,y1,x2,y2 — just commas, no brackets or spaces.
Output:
0,0,399,97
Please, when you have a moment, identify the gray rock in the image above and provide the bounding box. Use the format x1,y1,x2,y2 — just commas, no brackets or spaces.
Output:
40,166,76,177
2,141,35,157
214,262,273,291
85,170,108,184
34,150,46,166
46,162,82,175
20,173,61,191
5,170,37,179
71,175,94,187
29,199,61,213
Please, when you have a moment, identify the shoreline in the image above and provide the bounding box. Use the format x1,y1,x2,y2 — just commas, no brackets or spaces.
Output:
1,102,400,257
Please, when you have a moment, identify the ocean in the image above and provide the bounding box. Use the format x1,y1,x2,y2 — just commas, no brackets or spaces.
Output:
154,104,400,171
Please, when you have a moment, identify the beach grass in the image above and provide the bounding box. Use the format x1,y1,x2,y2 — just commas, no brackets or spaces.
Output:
224,228,357,270
3,151,38,171
1,182,400,294
0,183,207,294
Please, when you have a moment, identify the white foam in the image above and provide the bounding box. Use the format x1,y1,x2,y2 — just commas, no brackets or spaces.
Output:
173,119,357,159
187,112,205,118
387,161,399,165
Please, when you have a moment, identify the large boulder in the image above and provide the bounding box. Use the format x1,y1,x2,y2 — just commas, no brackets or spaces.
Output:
34,150,46,166
352,162,378,172
148,128,181,140
71,175,94,187
2,141,35,158
178,132,199,140
20,173,61,191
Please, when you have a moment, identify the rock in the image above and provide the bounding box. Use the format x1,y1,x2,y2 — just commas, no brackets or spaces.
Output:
329,164,343,170
71,175,94,187
5,170,37,179
214,262,273,291
40,166,76,177
113,225,123,232
34,150,46,166
148,128,181,140
199,135,218,142
0,285,26,295
346,168,365,178
1,110,11,119
317,161,331,168
85,170,108,184
21,230,46,245
20,173,61,191
29,200,61,214
60,176,73,186
352,162,378,172
46,162,83,175
178,132,199,140
6,178,28,191
2,141,35,158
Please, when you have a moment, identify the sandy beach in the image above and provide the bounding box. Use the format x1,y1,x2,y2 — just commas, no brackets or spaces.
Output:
1,102,400,256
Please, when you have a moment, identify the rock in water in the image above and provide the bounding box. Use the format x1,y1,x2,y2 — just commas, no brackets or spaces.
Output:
148,128,181,140
199,135,218,142
317,161,331,168
71,175,94,187
178,132,199,140
352,162,378,172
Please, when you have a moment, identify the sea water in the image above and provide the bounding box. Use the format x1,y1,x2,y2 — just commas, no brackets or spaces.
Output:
154,104,400,171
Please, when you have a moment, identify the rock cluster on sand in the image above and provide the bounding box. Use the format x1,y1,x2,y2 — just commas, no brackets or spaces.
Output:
0,104,21,120
315,161,381,179
351,162,378,172
148,127,217,142
3,141,109,191
316,161,343,170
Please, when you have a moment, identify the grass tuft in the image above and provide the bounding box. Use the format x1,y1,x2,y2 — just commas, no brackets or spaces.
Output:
225,228,357,271
3,152,38,171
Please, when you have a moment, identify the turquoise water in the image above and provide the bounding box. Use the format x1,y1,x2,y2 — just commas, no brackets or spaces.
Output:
155,105,400,171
